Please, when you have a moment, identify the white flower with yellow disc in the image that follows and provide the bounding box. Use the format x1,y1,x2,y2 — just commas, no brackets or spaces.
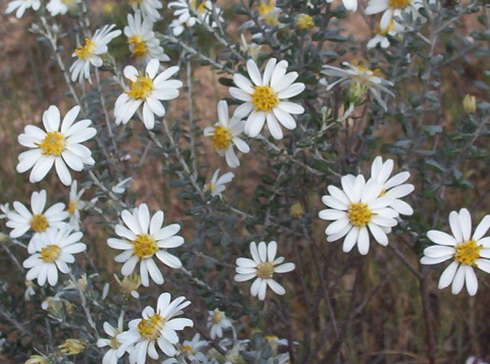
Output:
204,169,235,197
97,318,126,364
69,24,121,83
17,105,97,186
114,59,182,130
203,101,250,168
22,227,86,286
107,203,184,287
125,10,170,62
207,309,232,339
421,208,490,296
234,241,295,301
230,58,305,140
168,0,221,36
365,0,429,31
6,190,68,252
129,0,163,22
318,174,399,255
117,292,193,362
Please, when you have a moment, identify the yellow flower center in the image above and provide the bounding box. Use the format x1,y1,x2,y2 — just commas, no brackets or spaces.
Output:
348,203,373,228
374,20,395,36
68,200,78,214
127,76,153,100
109,336,121,350
455,240,482,266
211,126,232,151
128,36,148,58
182,344,194,355
137,313,165,340
190,0,207,13
205,182,217,194
388,0,411,9
40,244,61,263
37,131,65,156
258,4,274,16
256,262,275,279
75,38,96,59
251,86,279,112
212,310,223,324
296,14,314,30
31,214,49,233
132,234,158,259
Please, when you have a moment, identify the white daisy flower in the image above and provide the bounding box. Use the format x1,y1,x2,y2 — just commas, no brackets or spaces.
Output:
325,0,357,12
367,21,397,49
365,0,427,31
46,0,81,16
67,180,87,231
421,208,490,296
257,0,282,26
23,227,86,286
204,169,235,197
97,318,126,364
5,0,40,19
203,100,250,168
6,190,68,251
318,174,400,255
114,59,183,130
117,292,194,363
230,58,305,140
112,177,133,194
107,203,184,287
168,0,221,36
69,24,121,83
129,0,163,22
125,11,170,62
322,62,394,111
17,105,97,186
163,334,208,363
234,241,295,301
370,156,414,216
207,309,232,339
240,34,262,60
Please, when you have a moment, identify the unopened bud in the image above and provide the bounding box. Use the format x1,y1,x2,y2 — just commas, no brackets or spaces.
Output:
463,94,476,114
290,202,304,218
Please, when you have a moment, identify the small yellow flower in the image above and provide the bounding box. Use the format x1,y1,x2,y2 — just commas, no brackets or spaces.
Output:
296,14,314,29
58,339,86,355
463,94,476,114
290,202,305,218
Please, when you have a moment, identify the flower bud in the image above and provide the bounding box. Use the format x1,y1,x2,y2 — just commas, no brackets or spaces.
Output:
290,203,305,218
463,94,476,114
58,339,86,355
296,14,314,30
